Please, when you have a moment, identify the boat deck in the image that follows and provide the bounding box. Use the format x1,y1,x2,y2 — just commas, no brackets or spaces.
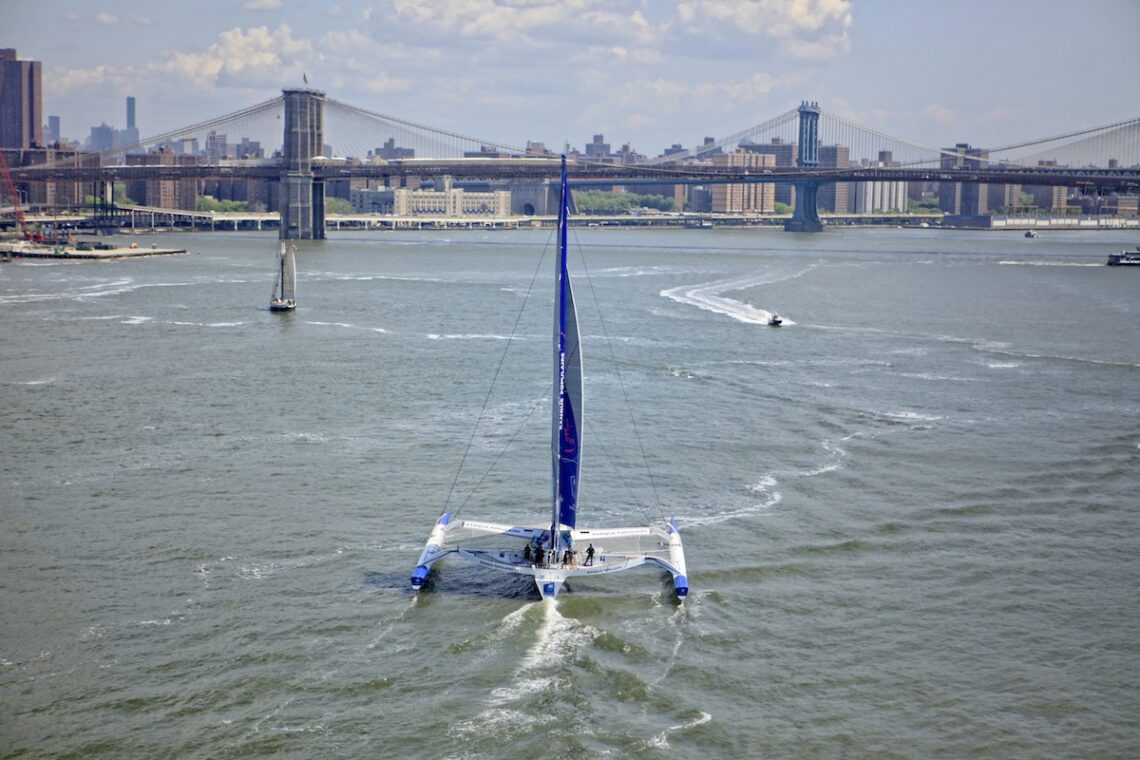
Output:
1,243,188,260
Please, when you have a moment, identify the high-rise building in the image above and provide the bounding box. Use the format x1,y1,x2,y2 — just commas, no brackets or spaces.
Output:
852,152,908,213
0,49,43,149
939,143,989,215
584,134,611,159
120,96,140,148
817,145,851,213
46,115,60,144
709,150,776,213
743,137,797,207
88,122,116,152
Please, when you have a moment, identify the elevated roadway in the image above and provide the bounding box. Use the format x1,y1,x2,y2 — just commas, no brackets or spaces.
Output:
10,156,1140,192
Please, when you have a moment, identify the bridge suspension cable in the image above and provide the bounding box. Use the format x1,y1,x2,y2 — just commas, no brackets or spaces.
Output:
33,96,286,171
637,109,799,165
324,97,528,159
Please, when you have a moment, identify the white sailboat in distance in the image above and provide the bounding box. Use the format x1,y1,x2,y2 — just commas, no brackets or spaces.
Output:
269,242,297,311
410,156,689,600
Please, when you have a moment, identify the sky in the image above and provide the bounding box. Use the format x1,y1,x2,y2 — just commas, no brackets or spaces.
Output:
4,0,1139,156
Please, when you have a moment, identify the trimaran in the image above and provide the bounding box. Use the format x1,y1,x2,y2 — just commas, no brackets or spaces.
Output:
410,156,689,600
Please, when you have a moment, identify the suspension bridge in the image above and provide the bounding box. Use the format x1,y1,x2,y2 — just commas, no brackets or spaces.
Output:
5,90,1139,237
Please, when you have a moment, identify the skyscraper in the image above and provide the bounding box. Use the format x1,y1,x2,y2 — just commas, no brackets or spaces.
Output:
121,96,140,148
0,48,43,149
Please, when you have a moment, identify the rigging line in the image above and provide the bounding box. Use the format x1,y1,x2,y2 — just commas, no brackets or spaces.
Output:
444,230,554,519
453,390,548,516
569,229,665,525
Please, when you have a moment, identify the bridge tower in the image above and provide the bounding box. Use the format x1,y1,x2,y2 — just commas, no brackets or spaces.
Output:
280,88,325,240
785,101,824,232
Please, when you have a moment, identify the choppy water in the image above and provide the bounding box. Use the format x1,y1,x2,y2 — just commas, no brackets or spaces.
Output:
2,227,1138,758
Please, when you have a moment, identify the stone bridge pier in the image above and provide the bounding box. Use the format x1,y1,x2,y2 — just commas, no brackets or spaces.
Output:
785,101,824,232
280,88,325,240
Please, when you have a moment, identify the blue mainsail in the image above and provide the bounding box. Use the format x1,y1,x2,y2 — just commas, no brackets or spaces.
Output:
553,155,581,533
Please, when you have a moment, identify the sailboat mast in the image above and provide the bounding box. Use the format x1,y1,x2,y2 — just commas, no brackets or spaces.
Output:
551,156,568,550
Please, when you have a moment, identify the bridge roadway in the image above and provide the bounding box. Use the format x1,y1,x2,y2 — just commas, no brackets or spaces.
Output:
11,156,1140,192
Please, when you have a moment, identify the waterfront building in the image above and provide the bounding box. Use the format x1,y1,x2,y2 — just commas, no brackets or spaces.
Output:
351,176,510,217
0,49,42,149
709,150,776,213
852,152,908,213
852,161,909,214
126,149,198,210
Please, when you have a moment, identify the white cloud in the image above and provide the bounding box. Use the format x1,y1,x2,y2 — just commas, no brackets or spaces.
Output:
673,0,852,59
924,104,956,126
95,12,119,24
50,65,128,94
151,25,312,89
368,0,658,48
243,0,283,10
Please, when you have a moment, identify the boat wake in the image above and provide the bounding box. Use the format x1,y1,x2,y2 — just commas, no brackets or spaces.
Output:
451,601,597,739
660,267,814,325
999,260,1102,267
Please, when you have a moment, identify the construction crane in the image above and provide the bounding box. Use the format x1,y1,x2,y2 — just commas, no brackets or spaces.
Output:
0,150,39,241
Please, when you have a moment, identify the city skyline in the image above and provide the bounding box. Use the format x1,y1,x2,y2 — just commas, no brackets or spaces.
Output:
2,0,1139,156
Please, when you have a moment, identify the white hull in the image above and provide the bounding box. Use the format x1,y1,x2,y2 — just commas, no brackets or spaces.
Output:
411,515,688,599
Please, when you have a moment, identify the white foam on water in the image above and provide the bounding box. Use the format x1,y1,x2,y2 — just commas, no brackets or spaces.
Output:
303,320,388,334
683,476,783,528
644,711,713,750
121,316,152,325
999,260,1102,267
876,410,944,424
364,598,418,651
14,377,56,386
427,333,517,341
167,320,246,328
451,600,604,741
660,266,815,325
685,435,852,527
595,265,689,278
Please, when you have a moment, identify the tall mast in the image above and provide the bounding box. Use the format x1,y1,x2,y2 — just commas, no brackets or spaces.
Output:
551,155,568,551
